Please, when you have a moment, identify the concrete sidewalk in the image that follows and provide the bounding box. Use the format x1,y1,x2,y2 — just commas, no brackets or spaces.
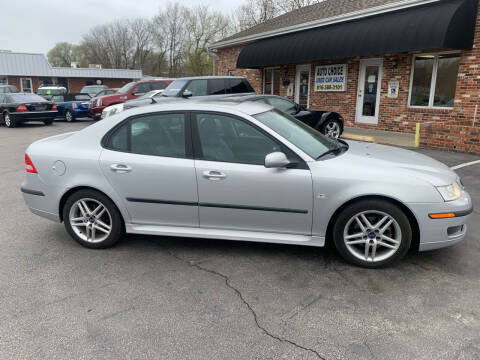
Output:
342,126,416,147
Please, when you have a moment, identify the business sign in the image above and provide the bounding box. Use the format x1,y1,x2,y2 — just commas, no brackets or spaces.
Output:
314,64,347,92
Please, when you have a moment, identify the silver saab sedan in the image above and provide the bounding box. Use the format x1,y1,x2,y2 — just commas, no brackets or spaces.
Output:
21,100,473,268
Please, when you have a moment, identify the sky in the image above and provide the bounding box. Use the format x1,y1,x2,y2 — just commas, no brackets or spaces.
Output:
1,0,242,54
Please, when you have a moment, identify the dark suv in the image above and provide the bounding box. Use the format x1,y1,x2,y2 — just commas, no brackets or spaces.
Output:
161,76,255,99
89,79,173,120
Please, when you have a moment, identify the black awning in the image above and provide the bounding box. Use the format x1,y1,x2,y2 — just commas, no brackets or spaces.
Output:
237,0,478,68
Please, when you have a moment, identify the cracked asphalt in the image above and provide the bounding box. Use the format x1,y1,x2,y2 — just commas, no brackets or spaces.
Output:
1,120,479,360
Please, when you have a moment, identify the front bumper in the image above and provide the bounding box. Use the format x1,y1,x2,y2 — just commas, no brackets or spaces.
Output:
89,106,105,118
408,191,473,251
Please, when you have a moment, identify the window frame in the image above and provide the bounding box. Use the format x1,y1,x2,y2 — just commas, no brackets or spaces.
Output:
101,111,193,159
263,67,281,95
407,51,460,110
191,110,308,169
20,77,33,93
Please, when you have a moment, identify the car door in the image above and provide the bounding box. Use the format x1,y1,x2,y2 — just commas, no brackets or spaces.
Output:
192,111,313,235
99,111,199,227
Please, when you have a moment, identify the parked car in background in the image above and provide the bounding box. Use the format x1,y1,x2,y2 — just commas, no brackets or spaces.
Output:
81,85,108,98
21,100,472,268
88,79,173,120
228,95,344,138
37,86,67,100
94,88,118,97
52,93,91,122
0,85,19,93
0,93,57,127
101,90,165,119
161,76,255,99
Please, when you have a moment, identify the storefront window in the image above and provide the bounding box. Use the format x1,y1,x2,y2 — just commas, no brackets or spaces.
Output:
263,68,280,95
409,53,459,108
0,76,7,85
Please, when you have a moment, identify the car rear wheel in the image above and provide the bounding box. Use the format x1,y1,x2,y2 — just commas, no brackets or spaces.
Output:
65,110,75,122
4,112,16,128
332,199,412,268
63,190,123,249
321,119,341,138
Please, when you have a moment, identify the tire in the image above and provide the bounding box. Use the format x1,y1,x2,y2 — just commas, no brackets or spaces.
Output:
332,199,412,268
63,189,124,249
320,118,341,138
4,112,16,128
43,119,53,126
65,110,75,122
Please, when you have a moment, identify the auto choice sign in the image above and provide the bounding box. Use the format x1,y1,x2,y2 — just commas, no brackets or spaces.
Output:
315,64,347,92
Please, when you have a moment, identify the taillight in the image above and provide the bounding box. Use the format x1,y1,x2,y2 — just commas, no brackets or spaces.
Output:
25,154,37,173
16,104,28,112
72,103,77,109
51,104,57,110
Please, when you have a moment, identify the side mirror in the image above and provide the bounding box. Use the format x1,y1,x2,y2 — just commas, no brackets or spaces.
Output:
264,152,291,168
182,90,193,98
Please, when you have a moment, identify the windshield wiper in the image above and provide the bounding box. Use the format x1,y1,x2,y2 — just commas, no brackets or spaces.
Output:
316,142,349,160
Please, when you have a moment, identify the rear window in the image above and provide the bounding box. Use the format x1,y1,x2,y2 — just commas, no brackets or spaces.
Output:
7,93,47,103
207,79,226,95
151,81,168,90
228,78,252,94
75,94,91,101
37,88,65,96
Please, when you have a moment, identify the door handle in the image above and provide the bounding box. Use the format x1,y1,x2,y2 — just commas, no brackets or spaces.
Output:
110,164,132,173
203,170,226,180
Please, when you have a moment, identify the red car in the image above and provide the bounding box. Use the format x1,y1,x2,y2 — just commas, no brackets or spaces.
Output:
88,79,173,120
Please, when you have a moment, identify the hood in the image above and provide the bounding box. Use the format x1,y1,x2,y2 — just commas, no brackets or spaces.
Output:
335,141,458,186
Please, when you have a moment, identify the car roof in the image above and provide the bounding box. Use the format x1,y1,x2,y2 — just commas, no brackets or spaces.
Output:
174,76,247,80
125,98,273,117
38,86,66,89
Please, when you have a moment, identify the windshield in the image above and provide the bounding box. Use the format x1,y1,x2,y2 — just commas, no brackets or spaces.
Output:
162,80,188,97
254,109,338,159
117,82,135,94
37,88,65,95
8,93,47,103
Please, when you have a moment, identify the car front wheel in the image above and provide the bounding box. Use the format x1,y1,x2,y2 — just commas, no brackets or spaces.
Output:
321,119,341,138
332,199,412,268
63,190,123,249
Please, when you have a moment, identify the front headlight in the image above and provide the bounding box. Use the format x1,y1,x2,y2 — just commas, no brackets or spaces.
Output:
96,98,102,107
436,182,462,202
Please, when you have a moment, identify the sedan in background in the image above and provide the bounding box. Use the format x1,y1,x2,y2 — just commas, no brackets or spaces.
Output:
21,100,472,268
229,94,344,138
94,88,118,97
0,93,57,127
81,85,108,98
52,93,91,122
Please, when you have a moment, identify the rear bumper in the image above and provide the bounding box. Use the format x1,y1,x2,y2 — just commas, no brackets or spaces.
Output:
21,176,61,223
407,191,473,251
11,111,58,122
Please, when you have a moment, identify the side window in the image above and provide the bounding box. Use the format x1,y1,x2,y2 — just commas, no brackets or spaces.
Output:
207,79,226,95
195,113,281,165
107,113,186,158
185,80,208,96
133,83,151,95
268,98,296,113
151,82,167,90
228,78,250,94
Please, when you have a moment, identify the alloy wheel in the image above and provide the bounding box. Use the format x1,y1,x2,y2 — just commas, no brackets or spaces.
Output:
325,121,340,138
343,210,402,263
65,111,73,122
4,113,11,127
68,198,112,243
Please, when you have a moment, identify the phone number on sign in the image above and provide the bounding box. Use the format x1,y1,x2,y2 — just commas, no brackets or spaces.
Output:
315,84,345,91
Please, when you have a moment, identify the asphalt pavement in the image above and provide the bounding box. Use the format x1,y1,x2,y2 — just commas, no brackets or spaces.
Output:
0,119,479,360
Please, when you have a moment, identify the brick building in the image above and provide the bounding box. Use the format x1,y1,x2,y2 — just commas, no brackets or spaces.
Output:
0,51,142,93
211,0,480,153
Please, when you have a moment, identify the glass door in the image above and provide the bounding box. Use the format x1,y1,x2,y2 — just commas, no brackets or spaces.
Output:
355,59,383,124
295,64,311,108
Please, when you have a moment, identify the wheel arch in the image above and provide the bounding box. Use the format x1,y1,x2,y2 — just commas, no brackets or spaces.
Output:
59,186,126,231
325,195,420,251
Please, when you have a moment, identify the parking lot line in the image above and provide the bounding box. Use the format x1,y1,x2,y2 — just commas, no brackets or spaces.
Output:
450,159,480,170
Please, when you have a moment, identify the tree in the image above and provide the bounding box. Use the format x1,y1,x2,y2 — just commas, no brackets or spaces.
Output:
183,6,231,76
47,42,75,67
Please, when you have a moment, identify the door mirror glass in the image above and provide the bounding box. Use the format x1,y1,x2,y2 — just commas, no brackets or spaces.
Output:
264,152,291,168
182,90,193,98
